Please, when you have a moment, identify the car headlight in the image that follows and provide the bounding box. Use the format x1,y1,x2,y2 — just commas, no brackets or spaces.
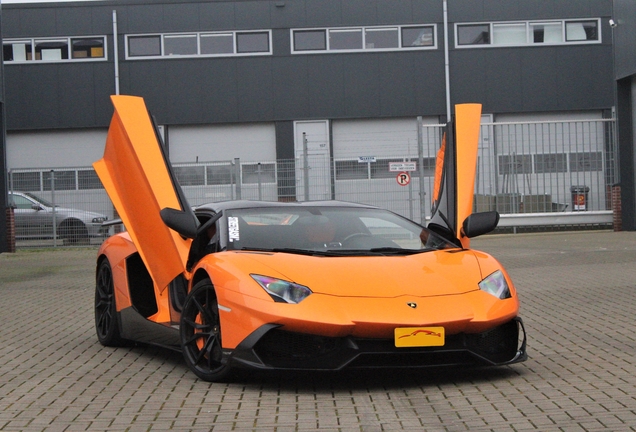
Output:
478,270,511,299
92,216,108,223
251,275,312,304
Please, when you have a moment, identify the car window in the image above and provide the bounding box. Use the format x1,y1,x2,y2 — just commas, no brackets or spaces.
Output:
11,194,37,209
224,206,454,253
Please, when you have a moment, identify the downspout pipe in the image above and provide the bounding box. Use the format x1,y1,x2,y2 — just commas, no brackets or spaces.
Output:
443,0,451,121
112,10,120,95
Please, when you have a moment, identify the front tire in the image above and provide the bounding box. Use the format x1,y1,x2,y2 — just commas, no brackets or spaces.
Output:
180,279,232,382
61,219,89,245
95,259,124,346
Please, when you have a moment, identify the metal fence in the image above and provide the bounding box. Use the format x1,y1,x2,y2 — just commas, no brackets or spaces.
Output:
7,118,617,248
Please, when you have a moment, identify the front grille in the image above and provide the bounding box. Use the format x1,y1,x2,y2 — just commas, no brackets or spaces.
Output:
249,320,522,370
253,329,346,368
465,320,520,363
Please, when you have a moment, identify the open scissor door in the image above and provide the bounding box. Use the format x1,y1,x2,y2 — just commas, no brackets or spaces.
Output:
94,95,197,291
429,104,482,248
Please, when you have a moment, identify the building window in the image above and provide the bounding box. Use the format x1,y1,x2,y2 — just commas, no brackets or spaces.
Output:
401,26,434,47
128,35,161,57
294,30,327,51
206,165,233,185
35,39,69,60
531,22,563,43
126,31,272,59
534,153,567,173
78,170,103,190
164,34,197,56
3,41,33,61
43,170,76,191
200,33,234,54
569,152,602,172
71,38,105,59
366,27,398,49
566,21,598,42
329,28,363,50
10,171,41,191
498,155,533,175
292,24,436,54
456,19,600,48
492,23,526,45
335,160,368,180
173,166,205,186
457,24,490,45
3,36,107,63
236,31,270,53
242,163,276,184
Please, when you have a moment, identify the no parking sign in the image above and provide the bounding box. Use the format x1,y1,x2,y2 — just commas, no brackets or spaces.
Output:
396,171,411,186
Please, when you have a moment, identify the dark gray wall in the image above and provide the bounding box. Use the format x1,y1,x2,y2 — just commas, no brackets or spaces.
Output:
613,1,636,230
1,4,8,253
2,0,614,131
613,0,636,80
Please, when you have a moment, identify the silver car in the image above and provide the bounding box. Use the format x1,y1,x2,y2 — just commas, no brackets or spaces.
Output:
9,191,108,244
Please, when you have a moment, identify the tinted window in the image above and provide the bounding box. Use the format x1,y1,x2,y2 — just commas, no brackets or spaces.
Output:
457,24,490,45
236,32,269,53
128,35,161,56
294,30,326,51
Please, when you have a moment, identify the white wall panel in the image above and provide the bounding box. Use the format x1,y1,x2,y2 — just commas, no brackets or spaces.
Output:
495,111,602,123
7,129,107,169
168,123,276,163
332,117,439,158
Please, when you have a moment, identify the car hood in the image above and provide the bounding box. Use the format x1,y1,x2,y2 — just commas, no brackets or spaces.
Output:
44,207,106,219
233,249,483,298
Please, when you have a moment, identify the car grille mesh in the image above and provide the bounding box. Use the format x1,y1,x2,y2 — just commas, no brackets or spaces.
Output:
251,320,521,370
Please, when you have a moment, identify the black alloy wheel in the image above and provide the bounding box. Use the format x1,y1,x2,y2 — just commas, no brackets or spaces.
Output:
95,259,124,346
180,279,232,382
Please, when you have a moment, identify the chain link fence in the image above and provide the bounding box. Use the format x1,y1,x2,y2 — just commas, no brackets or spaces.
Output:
7,118,617,248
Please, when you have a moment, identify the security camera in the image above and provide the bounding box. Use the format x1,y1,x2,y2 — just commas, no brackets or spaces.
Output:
609,19,617,28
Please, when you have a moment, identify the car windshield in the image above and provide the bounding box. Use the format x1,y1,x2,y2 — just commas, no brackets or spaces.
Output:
224,206,454,254
23,192,56,207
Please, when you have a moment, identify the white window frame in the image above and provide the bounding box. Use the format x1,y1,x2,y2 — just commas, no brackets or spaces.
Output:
455,18,601,49
3,36,108,63
290,24,437,54
125,30,273,60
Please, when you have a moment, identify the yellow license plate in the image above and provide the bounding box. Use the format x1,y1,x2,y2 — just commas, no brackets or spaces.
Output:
394,326,445,347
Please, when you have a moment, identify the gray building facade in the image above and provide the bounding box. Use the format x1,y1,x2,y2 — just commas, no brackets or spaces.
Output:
613,0,636,230
2,0,627,240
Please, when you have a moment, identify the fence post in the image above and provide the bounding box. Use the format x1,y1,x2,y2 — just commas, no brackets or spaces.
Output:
233,158,241,200
50,170,58,247
417,117,426,224
302,133,310,201
256,162,263,200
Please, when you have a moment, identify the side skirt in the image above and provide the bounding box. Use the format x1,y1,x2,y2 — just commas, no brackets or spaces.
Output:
120,306,181,351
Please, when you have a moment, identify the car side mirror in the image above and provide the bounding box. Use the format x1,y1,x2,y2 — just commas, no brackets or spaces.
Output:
32,204,43,211
160,207,199,239
462,211,500,238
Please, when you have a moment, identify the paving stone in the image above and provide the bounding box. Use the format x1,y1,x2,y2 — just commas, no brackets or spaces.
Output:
2,232,636,430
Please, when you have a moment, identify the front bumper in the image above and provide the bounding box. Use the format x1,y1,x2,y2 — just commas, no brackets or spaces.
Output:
224,317,527,371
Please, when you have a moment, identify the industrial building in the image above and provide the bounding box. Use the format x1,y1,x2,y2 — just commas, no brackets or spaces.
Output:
2,0,633,251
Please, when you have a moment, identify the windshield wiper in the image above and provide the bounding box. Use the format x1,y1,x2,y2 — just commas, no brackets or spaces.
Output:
239,247,326,256
367,247,426,255
239,246,424,257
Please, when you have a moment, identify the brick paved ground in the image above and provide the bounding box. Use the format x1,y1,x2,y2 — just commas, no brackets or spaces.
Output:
1,231,635,431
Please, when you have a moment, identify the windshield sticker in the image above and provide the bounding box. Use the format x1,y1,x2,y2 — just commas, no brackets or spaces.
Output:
228,217,240,242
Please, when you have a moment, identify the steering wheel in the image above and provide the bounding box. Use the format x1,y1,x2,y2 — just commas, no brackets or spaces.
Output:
341,233,373,246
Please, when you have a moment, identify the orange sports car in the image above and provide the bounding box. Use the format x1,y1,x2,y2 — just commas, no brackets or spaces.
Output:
94,96,526,381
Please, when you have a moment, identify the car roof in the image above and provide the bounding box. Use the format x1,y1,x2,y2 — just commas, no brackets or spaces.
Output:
195,200,378,214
